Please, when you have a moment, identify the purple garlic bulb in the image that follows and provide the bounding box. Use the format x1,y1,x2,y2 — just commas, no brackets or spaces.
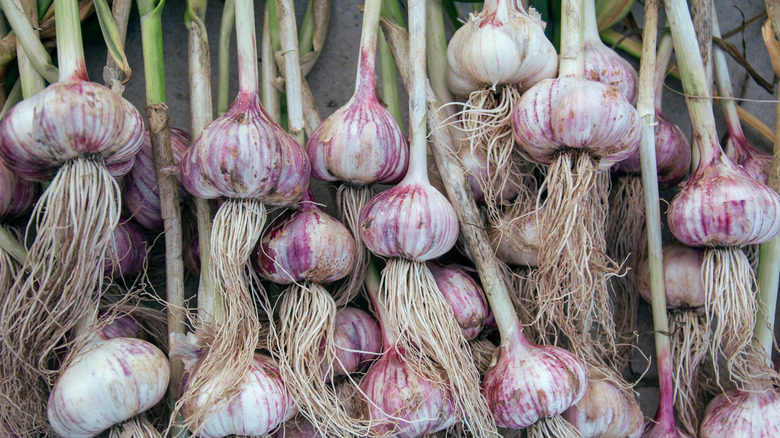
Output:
273,415,321,438
358,346,457,438
0,80,144,181
122,128,191,231
181,91,309,204
481,319,588,429
427,261,490,340
359,179,459,261
488,208,540,267
668,150,780,247
256,192,356,284
326,307,382,377
699,387,780,437
637,243,706,309
512,77,642,168
726,133,771,184
611,114,691,187
582,40,638,105
446,1,557,96
103,219,148,279
0,159,37,222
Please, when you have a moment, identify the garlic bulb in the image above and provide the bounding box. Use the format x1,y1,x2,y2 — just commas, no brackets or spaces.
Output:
699,387,780,437
181,91,309,203
446,0,557,96
273,415,321,438
428,261,490,340
47,338,169,438
328,307,382,377
725,132,771,184
667,150,780,247
0,81,143,182
0,160,37,221
256,193,356,284
487,207,539,267
481,320,588,429
562,367,643,438
104,219,148,279
358,346,457,438
359,179,459,261
512,77,642,167
122,128,191,231
636,243,706,309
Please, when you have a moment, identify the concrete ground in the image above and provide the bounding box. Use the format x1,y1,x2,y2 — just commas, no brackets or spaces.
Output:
82,0,779,427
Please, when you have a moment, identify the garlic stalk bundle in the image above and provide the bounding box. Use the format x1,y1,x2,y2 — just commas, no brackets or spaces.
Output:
428,261,491,341
359,262,457,438
327,306,382,378
606,32,690,371
305,0,408,307
582,0,638,103
664,0,780,396
699,386,780,437
48,328,169,438
0,0,144,433
104,218,149,279
359,3,494,434
446,0,557,221
511,4,642,356
123,128,191,232
562,366,643,438
256,188,363,437
177,0,309,428
172,334,296,438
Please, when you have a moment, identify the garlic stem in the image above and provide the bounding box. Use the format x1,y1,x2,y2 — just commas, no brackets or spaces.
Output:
217,0,236,117
0,78,21,120
427,0,454,114
558,0,584,78
379,16,524,346
277,0,305,144
16,0,44,99
664,0,720,168
583,0,601,44
104,0,132,86
54,0,85,82
711,3,744,152
0,224,25,264
261,3,281,122
405,0,428,183
638,0,677,427
185,0,218,323
0,0,57,82
298,0,315,59
653,33,673,114
379,0,404,127
365,260,397,347
355,0,382,96
235,0,259,97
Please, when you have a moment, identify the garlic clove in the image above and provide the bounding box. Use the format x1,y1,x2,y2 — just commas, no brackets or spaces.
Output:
0,81,144,182
636,243,706,309
512,77,642,167
103,218,148,279
446,3,557,96
668,151,780,247
122,128,191,232
47,338,169,438
307,91,408,186
699,387,780,437
358,347,457,438
359,180,459,261
427,261,490,341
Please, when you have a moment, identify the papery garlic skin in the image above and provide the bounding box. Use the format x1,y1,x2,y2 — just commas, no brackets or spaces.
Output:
181,353,296,438
358,348,457,438
123,128,191,231
637,243,706,309
699,388,780,437
583,41,639,104
428,261,490,340
512,78,641,167
181,92,309,203
328,307,382,377
667,152,780,247
0,159,37,221
446,4,557,96
481,322,588,429
562,370,643,438
359,180,459,261
611,114,691,187
104,219,148,279
0,81,144,181
307,88,408,186
488,210,539,267
256,201,356,284
47,338,169,438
